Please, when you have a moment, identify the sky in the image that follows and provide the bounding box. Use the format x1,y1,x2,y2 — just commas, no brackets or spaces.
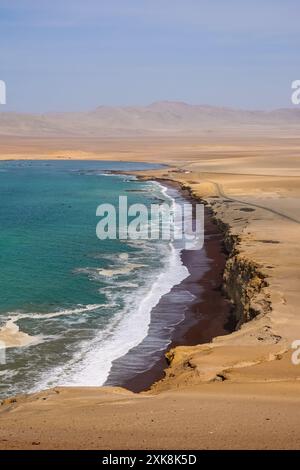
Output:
0,0,299,112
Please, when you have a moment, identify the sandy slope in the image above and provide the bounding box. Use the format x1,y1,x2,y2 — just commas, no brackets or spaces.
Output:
133,155,300,393
0,133,300,449
1,379,300,450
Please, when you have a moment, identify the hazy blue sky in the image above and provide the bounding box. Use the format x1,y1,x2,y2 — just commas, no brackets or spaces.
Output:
0,0,299,111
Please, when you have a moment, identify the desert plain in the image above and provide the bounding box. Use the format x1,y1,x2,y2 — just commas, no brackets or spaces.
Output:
0,108,300,449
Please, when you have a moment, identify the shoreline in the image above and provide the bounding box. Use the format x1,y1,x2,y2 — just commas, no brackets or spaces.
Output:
0,163,233,397
0,162,283,396
105,179,235,392
1,153,300,449
0,163,235,398
1,161,295,394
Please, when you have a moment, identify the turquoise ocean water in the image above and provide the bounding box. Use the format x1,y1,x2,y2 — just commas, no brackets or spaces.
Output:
0,160,188,397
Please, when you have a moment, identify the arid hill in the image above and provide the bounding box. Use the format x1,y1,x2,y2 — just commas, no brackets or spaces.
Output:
1,101,300,137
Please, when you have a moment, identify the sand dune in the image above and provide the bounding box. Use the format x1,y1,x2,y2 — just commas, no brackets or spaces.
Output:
1,380,300,450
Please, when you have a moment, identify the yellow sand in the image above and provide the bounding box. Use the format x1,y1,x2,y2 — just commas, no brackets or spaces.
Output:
0,134,300,449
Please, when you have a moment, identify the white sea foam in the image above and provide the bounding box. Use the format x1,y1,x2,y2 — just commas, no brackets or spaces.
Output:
35,244,188,389
32,181,190,390
76,262,146,278
3,304,103,323
95,263,147,277
0,304,105,349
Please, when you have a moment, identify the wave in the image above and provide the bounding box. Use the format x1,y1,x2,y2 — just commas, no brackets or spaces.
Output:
2,304,103,323
75,262,147,278
31,181,190,390
0,305,104,349
35,245,188,390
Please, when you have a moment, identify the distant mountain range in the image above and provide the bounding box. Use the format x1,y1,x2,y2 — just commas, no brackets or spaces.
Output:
1,101,300,137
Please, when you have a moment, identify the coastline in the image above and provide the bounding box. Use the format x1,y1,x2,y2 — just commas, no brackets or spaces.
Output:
105,180,234,392
0,164,232,396
128,166,300,393
1,150,300,449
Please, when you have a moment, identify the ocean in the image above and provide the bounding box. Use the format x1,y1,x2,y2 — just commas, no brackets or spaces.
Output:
0,160,189,397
